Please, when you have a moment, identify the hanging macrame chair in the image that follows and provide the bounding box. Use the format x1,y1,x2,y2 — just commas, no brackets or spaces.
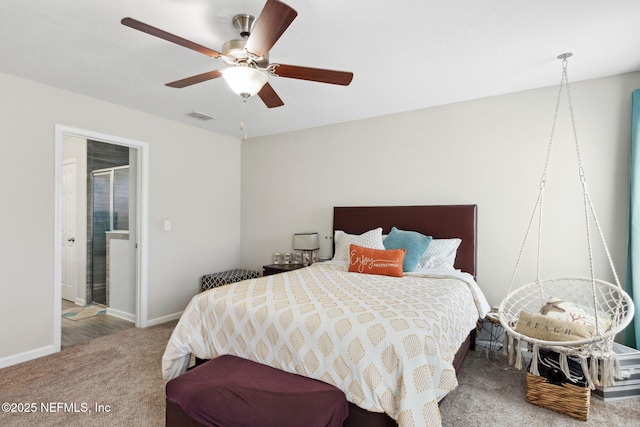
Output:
498,53,634,389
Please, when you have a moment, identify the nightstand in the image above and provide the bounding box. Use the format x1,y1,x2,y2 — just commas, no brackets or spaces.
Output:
262,263,305,276
477,312,504,355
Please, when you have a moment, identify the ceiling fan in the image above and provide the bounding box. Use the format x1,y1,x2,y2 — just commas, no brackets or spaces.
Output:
121,0,353,108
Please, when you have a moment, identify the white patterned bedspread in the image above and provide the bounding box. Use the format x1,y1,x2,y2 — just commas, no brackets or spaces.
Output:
162,262,489,427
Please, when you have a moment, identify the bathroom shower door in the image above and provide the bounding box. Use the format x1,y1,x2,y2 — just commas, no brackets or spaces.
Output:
91,166,129,306
113,167,129,230
91,171,111,305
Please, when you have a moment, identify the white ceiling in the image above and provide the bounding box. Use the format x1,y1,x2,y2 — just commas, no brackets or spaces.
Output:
1,0,639,139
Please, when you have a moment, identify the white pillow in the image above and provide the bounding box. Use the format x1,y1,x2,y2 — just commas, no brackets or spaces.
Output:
332,228,385,261
417,238,461,270
541,297,613,331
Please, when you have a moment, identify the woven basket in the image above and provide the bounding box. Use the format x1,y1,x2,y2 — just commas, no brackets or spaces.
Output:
526,372,590,421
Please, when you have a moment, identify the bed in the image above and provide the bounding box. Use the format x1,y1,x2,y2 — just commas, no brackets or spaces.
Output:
162,205,490,427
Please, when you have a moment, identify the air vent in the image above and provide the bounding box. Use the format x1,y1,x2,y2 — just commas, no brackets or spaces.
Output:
187,111,215,121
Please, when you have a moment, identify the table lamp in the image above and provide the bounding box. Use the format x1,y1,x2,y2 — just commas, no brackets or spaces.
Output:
293,232,320,266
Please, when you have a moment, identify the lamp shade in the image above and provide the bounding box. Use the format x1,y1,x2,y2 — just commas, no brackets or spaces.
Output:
293,233,320,251
222,66,268,99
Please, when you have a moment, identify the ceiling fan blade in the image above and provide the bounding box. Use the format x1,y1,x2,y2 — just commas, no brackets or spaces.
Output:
258,82,284,108
122,17,221,59
271,64,353,86
244,0,298,57
165,70,222,88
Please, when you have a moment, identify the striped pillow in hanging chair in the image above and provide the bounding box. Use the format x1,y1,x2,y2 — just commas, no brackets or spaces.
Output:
515,311,595,342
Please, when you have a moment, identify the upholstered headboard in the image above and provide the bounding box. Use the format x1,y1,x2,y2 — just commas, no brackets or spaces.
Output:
332,205,477,277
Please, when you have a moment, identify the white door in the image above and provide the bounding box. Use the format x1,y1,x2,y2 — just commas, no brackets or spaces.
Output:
61,160,77,302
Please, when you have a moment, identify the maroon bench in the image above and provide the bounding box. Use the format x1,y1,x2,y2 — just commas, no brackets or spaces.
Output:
166,355,349,427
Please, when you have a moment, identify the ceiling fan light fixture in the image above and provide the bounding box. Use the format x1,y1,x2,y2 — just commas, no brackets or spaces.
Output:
122,0,352,109
222,66,268,100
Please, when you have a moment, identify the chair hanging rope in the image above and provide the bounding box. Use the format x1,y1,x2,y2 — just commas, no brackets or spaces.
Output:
498,53,634,388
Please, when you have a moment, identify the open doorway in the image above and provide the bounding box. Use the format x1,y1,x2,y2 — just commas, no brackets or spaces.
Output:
54,125,149,352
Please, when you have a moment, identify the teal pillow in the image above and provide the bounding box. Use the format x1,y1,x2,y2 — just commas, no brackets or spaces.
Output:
383,227,432,272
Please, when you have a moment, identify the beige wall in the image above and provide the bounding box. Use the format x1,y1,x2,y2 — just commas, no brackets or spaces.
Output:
0,72,241,367
3,68,638,368
241,71,640,307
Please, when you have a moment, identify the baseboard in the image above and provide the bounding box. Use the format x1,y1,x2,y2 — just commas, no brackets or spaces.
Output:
0,344,56,369
106,307,135,323
147,311,183,327
0,311,183,370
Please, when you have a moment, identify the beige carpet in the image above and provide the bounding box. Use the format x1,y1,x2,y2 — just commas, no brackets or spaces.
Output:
440,349,640,426
0,320,177,427
1,323,639,427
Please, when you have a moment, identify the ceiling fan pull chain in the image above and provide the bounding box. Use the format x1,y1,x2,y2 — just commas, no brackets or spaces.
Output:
241,100,248,142
241,121,247,142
